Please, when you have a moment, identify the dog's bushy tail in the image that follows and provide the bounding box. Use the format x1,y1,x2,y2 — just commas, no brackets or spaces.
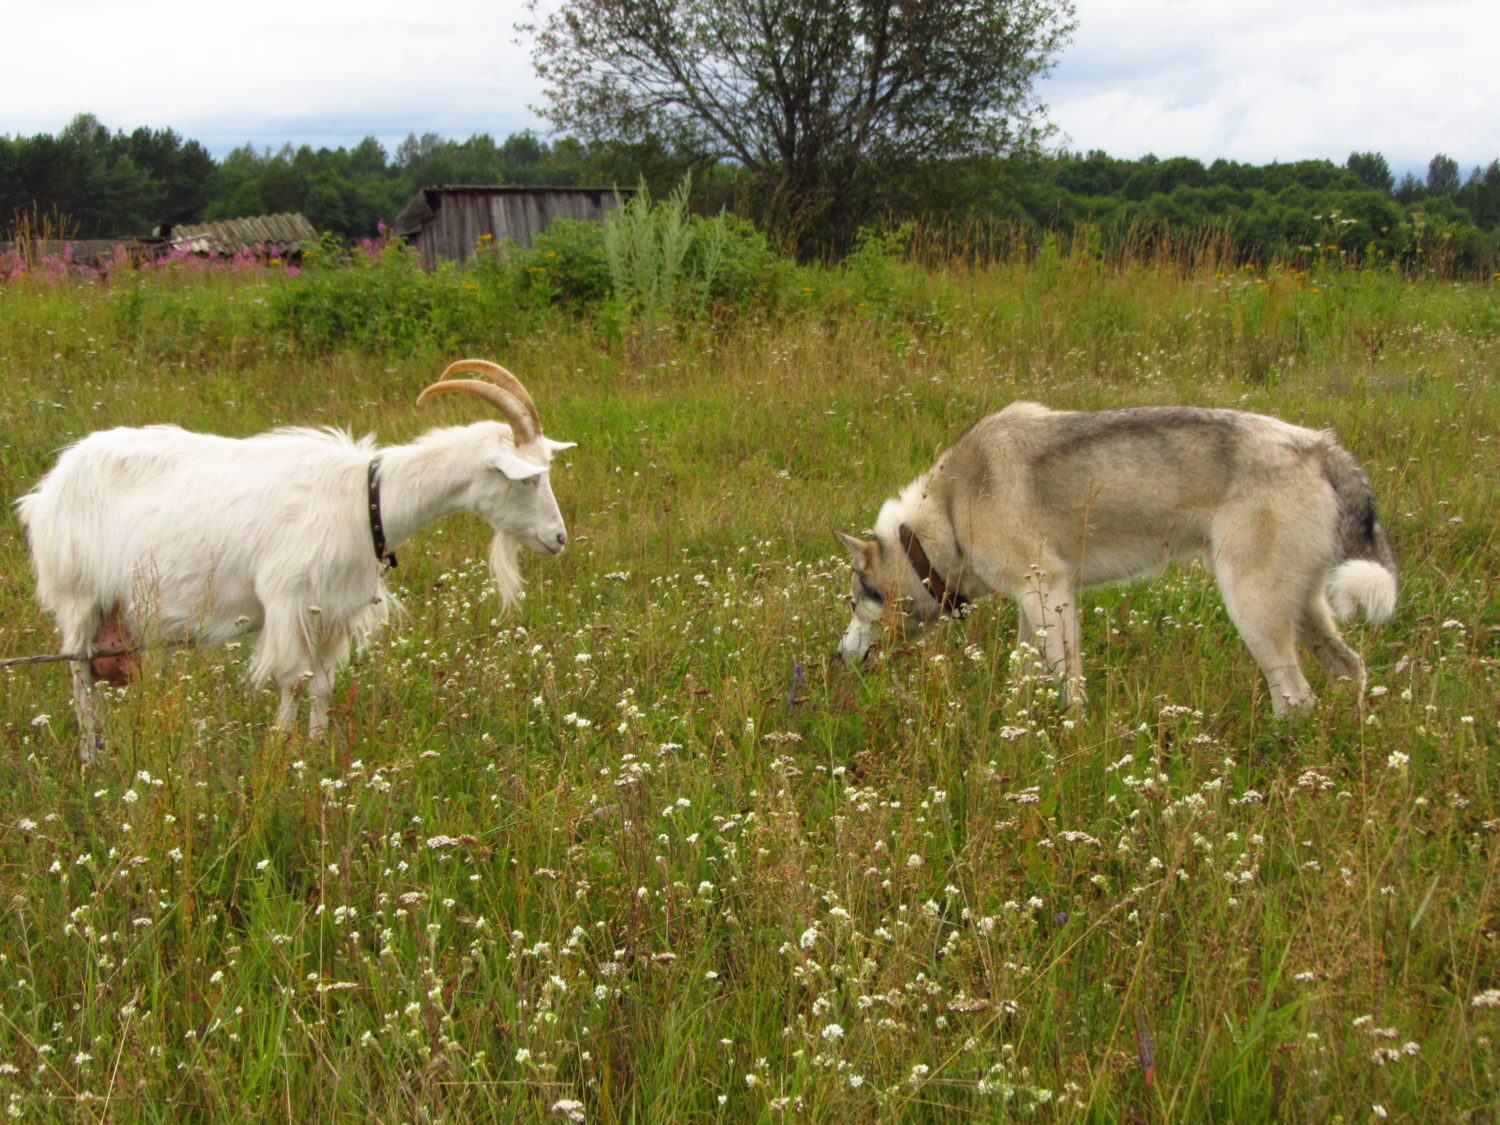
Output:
1323,445,1398,624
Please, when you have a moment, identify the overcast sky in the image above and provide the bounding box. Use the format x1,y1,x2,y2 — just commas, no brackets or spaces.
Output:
4,0,1497,178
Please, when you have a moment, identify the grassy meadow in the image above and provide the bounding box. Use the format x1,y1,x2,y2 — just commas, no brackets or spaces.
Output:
0,246,1497,1122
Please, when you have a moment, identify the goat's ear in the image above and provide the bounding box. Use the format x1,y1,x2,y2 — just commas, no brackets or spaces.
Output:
489,448,547,481
543,437,577,453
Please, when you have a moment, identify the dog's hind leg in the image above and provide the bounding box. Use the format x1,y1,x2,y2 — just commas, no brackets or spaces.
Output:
1299,592,1366,693
1215,566,1316,715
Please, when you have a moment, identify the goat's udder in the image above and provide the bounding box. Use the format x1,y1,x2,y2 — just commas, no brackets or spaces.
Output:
90,607,139,685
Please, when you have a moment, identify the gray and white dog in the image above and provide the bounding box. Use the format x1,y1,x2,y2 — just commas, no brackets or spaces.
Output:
836,402,1397,715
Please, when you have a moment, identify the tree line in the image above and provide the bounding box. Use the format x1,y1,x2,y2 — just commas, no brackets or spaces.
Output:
992,149,1500,269
0,114,647,242
4,113,1498,270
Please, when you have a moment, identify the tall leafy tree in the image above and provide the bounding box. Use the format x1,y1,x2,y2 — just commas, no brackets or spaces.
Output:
1346,151,1393,194
1427,154,1460,197
526,0,1075,251
1457,160,1500,229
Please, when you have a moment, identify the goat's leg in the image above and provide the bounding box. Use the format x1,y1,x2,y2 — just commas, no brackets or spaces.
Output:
59,610,106,761
258,603,310,734
306,632,353,740
273,677,300,731
308,663,335,740
69,660,104,762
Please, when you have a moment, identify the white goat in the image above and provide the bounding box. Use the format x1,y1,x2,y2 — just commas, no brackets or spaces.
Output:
17,359,573,758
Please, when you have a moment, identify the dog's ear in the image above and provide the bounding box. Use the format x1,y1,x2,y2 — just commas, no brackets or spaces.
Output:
834,530,875,568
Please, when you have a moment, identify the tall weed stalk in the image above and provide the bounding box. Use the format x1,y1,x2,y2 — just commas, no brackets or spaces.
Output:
604,179,726,335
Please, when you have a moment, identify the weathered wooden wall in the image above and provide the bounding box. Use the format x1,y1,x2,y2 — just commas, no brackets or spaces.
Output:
0,240,139,269
394,187,625,269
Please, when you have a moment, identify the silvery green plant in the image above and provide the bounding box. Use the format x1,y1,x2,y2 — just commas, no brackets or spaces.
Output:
604,177,725,331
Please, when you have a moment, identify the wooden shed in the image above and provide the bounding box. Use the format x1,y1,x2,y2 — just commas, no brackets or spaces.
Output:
393,186,627,269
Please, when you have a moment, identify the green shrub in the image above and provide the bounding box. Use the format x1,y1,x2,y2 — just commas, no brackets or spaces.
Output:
110,274,272,361
269,242,519,354
696,213,786,312
844,221,918,308
510,219,612,307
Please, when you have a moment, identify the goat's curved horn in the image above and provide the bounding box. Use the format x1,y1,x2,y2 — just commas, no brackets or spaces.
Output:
439,359,540,433
416,379,538,446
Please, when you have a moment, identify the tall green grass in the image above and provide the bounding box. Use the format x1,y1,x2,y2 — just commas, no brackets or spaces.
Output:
0,250,1495,1122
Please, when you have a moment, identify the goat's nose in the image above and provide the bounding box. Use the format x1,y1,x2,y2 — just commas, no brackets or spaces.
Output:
556,531,567,547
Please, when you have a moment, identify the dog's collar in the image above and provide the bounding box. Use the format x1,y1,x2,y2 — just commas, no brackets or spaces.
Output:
898,524,970,617
368,459,397,572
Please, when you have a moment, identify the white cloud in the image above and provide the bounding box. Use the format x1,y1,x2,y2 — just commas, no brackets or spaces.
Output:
1043,0,1500,176
2,0,546,156
3,0,1496,177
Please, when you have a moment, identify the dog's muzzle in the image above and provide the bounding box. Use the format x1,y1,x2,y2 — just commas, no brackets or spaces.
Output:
838,603,881,664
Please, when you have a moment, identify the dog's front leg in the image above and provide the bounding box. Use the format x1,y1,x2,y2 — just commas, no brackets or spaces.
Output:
1023,570,1086,710
1014,603,1043,678
1054,594,1085,711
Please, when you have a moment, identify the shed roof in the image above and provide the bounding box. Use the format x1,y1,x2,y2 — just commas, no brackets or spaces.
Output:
167,213,319,256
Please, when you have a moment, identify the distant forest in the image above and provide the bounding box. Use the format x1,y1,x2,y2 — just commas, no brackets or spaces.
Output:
4,113,1499,267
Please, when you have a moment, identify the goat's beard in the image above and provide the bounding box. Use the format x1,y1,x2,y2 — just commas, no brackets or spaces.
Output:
488,532,524,612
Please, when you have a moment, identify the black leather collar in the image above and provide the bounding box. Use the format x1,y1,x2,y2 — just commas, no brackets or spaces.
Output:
898,524,969,617
368,459,397,572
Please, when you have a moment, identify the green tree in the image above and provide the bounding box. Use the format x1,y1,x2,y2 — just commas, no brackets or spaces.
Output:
1427,154,1460,197
526,0,1076,252
1346,151,1393,194
1456,160,1500,229
1394,171,1424,205
0,114,162,237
